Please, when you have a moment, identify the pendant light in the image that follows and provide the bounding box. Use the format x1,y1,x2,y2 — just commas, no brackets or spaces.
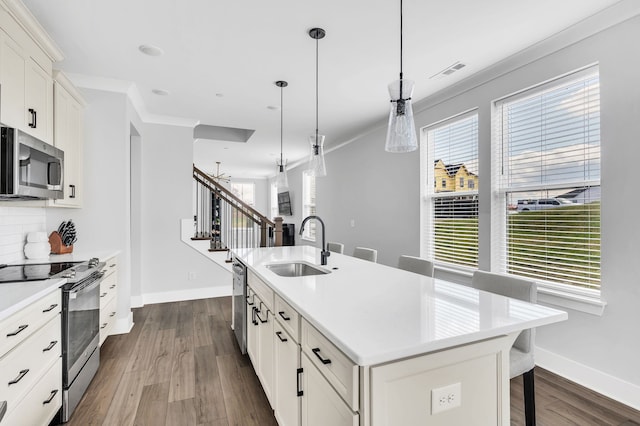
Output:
275,80,289,191
385,0,418,153
308,27,327,177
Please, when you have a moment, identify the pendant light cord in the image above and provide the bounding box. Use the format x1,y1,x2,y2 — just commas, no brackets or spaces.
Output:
400,0,403,80
280,85,284,167
315,34,319,147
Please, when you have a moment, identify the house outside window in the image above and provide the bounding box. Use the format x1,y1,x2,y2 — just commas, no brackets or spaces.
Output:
494,67,601,291
302,171,316,241
422,112,479,268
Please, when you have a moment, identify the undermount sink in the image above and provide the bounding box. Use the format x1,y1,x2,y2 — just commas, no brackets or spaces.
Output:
265,262,330,277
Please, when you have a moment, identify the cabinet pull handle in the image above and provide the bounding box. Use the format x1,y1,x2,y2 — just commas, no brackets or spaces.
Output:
8,369,29,385
110,264,116,268
100,292,108,298
42,304,58,313
296,368,304,397
28,108,36,128
34,110,37,128
278,311,291,321
246,295,254,306
7,324,28,337
43,341,57,352
255,309,268,324
70,184,76,198
109,284,116,289
251,307,258,325
110,311,116,317
312,348,332,365
100,323,108,329
275,331,288,342
43,389,58,405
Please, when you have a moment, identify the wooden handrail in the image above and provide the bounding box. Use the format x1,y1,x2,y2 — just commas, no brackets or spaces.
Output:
193,164,275,228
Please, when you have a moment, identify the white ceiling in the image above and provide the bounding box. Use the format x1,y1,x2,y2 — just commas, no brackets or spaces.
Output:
23,0,622,178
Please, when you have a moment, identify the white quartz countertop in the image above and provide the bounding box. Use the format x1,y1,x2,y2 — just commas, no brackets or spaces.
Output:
0,249,120,322
0,278,65,322
234,246,568,366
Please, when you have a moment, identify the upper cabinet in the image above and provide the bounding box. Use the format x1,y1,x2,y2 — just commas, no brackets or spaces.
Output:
52,71,85,208
0,8,56,144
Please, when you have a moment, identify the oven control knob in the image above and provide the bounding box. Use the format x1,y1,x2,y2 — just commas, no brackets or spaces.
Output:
88,258,99,268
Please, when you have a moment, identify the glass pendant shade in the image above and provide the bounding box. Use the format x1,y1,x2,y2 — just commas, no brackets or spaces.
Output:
385,79,418,153
308,134,326,177
276,159,289,191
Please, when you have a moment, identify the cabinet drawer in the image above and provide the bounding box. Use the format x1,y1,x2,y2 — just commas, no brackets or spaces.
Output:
99,297,117,346
0,314,61,412
301,319,359,411
248,271,274,311
1,357,62,426
274,294,299,342
0,290,60,359
99,272,117,310
103,257,118,278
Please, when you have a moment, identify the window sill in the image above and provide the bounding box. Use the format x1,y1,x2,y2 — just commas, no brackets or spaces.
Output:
537,286,606,316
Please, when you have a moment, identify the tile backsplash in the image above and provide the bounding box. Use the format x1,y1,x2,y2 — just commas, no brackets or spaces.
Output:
0,206,47,264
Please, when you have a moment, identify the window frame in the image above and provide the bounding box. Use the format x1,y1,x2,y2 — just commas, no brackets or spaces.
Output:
421,109,479,272
491,65,602,301
301,171,316,242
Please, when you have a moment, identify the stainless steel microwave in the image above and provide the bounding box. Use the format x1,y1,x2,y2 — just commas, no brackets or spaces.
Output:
0,125,64,199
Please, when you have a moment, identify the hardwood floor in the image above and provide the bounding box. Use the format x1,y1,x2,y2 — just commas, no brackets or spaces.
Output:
60,297,640,426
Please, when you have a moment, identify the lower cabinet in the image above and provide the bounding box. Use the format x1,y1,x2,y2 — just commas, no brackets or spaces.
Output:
99,254,119,345
274,322,300,426
246,278,275,406
301,353,359,426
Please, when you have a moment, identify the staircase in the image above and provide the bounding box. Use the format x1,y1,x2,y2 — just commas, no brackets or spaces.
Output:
192,165,282,256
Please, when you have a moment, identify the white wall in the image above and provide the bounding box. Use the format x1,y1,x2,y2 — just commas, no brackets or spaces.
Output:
300,10,640,405
140,123,231,304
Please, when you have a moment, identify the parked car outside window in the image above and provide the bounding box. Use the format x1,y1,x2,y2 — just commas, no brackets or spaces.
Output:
516,198,576,212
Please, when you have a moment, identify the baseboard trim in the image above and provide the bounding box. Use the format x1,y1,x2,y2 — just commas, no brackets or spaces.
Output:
536,346,640,411
111,311,134,335
141,285,232,306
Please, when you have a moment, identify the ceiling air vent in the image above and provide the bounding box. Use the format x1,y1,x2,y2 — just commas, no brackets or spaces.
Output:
429,62,466,79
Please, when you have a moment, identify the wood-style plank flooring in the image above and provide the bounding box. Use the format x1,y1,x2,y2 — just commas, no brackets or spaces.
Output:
59,297,640,426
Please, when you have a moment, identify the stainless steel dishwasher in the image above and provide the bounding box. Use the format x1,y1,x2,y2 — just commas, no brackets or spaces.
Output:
232,259,247,354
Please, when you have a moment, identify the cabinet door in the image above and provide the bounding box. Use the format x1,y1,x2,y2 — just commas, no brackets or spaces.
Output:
301,354,358,426
246,291,259,365
52,81,83,207
256,303,274,406
24,58,53,143
274,323,300,426
0,31,26,129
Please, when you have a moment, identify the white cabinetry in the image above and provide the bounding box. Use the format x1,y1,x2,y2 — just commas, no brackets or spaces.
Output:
0,289,62,426
52,71,85,207
0,27,53,144
99,254,118,345
247,271,275,405
273,295,301,426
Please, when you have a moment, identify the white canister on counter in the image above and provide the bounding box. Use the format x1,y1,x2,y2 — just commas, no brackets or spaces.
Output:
24,232,51,259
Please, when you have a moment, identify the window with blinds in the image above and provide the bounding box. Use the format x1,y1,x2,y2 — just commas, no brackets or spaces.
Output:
302,171,316,241
423,112,479,268
231,182,255,229
495,67,601,290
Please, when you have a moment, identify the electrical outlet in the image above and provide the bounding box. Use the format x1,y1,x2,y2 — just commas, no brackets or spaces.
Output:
431,382,461,414
188,272,197,280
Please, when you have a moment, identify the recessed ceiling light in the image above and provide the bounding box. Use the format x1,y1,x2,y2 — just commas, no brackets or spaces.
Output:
216,93,224,98
267,105,280,110
152,89,170,96
139,44,164,56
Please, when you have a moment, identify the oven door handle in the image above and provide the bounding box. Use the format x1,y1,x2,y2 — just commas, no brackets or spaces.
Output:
70,272,104,295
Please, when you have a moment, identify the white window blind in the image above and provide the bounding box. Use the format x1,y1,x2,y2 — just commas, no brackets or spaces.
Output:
495,67,601,290
270,182,278,219
423,112,479,268
302,171,316,241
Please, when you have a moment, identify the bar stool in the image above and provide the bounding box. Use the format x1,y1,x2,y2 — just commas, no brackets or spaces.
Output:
327,242,344,254
353,247,377,262
397,255,434,277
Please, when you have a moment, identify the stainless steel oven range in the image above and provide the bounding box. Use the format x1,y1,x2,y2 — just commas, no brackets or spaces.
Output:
59,258,105,422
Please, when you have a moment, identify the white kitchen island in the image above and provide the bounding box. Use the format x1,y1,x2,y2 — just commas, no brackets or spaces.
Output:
233,245,567,426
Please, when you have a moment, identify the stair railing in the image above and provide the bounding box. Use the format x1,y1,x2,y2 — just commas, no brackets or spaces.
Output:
192,165,281,251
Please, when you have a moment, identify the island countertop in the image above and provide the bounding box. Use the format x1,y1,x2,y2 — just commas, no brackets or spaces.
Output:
234,245,567,366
